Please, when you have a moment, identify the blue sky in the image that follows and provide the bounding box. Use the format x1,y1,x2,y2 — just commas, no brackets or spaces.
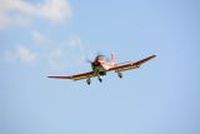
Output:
0,0,199,134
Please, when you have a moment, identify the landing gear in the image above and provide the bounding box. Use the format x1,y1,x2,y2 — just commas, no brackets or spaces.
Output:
98,76,103,83
117,72,123,78
86,78,91,85
136,65,140,68
86,76,103,85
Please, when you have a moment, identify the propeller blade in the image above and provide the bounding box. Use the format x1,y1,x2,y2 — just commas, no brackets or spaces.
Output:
85,57,93,64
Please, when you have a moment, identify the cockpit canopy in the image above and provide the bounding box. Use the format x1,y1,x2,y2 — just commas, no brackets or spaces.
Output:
95,55,105,61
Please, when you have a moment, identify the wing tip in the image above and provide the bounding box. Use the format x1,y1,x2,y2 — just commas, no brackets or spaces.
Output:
47,75,54,78
144,54,157,60
47,75,72,79
150,54,157,58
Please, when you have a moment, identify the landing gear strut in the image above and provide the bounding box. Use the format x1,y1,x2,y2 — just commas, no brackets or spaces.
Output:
98,76,103,83
117,72,123,78
86,78,91,85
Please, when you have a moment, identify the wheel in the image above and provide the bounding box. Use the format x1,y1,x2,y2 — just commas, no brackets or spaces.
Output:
99,78,102,83
86,78,91,85
98,76,103,83
118,72,123,78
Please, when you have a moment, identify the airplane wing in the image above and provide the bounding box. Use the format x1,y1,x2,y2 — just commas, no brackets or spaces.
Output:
48,71,95,81
108,54,156,72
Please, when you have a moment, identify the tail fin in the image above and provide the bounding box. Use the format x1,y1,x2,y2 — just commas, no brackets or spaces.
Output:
111,52,116,63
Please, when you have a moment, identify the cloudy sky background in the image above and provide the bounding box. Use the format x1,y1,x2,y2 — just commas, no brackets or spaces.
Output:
0,0,200,134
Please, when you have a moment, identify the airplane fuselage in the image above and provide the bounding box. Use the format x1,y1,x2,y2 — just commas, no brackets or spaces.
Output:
91,61,107,76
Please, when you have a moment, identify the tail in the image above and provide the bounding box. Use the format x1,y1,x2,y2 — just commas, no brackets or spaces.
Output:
111,52,116,63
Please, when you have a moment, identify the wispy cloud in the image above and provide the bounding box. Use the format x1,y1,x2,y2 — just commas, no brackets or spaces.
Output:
16,46,37,62
0,0,72,28
32,30,47,45
1,35,88,71
2,46,37,63
48,48,65,71
68,36,82,47
47,36,88,71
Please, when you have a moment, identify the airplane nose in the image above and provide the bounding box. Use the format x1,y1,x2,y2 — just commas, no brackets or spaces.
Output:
97,59,104,64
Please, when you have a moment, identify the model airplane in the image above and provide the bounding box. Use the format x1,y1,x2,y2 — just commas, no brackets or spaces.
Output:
48,53,156,85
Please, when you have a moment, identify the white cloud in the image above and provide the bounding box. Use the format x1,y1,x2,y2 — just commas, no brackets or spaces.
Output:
67,36,87,63
32,30,46,45
0,0,72,28
48,48,66,71
47,36,88,71
16,46,37,62
2,46,37,63
67,36,86,56
39,0,72,23
68,36,82,47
